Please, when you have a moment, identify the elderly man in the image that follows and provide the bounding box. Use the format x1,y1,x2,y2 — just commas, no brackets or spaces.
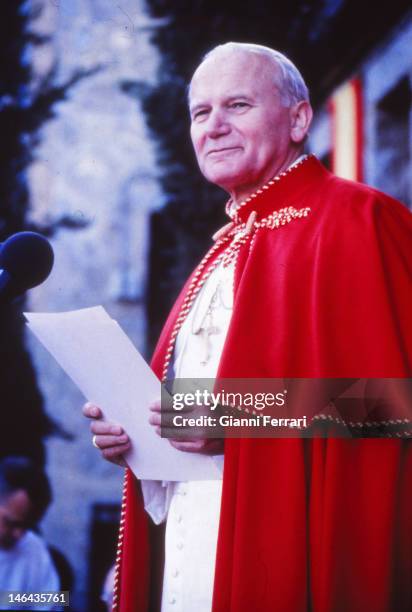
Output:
0,456,59,609
84,42,412,611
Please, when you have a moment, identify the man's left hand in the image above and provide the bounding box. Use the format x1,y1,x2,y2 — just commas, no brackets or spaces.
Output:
149,401,224,454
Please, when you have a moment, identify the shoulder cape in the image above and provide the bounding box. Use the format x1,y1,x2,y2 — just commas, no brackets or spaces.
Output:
114,157,412,612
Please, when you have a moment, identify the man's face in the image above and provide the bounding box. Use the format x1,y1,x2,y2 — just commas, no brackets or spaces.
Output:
189,51,307,199
0,490,33,549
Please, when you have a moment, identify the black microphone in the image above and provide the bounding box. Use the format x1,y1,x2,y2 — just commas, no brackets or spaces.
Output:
0,232,54,303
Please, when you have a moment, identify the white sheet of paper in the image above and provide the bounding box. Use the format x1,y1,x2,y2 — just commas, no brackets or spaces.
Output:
24,306,221,481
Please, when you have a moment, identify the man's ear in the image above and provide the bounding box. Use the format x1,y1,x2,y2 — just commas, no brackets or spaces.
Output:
290,101,313,144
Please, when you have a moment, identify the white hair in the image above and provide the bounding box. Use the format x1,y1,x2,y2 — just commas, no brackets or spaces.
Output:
198,42,310,107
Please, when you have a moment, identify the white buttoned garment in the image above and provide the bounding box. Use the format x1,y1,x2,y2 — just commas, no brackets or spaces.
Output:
141,259,234,612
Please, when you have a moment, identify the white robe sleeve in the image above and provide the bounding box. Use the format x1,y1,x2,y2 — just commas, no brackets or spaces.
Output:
140,480,175,525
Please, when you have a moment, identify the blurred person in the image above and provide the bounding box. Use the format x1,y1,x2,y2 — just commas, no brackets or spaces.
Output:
84,42,412,611
0,456,60,610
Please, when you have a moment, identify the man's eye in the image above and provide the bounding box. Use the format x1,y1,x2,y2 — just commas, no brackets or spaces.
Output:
193,109,209,120
230,102,249,109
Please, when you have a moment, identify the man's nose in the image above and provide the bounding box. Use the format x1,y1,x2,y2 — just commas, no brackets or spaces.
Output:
205,109,231,138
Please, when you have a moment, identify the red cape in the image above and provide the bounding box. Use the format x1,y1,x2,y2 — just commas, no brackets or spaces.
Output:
114,157,412,612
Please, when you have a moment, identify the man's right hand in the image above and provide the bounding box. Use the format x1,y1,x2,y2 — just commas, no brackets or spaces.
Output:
82,402,131,467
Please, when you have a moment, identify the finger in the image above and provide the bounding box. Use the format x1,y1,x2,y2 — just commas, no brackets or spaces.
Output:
168,439,209,453
90,421,124,435
148,412,161,427
93,434,129,449
83,402,102,418
104,455,127,467
101,445,130,461
149,400,161,412
157,421,206,436
201,439,225,455
149,412,190,428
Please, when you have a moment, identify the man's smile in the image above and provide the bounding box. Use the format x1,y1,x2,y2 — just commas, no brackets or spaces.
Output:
206,146,242,158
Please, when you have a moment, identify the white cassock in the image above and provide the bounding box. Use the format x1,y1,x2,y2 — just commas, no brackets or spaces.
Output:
141,259,235,612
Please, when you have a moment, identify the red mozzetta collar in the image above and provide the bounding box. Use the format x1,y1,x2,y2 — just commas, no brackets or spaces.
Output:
226,155,329,225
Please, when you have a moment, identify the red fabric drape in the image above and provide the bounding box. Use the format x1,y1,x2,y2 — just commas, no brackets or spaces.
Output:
118,470,150,612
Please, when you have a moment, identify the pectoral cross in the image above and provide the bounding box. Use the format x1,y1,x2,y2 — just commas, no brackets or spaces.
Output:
192,283,222,365
196,321,220,365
